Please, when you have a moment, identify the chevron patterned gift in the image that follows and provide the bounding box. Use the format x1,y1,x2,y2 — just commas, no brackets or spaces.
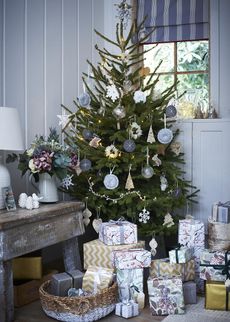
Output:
149,258,195,282
83,239,145,269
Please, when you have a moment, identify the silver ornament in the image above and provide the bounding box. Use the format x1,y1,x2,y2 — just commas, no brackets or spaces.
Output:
123,139,136,152
138,28,149,41
78,92,91,107
82,128,93,140
157,128,173,144
166,104,177,118
112,105,126,120
103,173,119,190
80,158,92,171
141,165,154,179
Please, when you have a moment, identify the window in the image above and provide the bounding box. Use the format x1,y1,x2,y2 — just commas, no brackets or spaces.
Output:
143,40,209,116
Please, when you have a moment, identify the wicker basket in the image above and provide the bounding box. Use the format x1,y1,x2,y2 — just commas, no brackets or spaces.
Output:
39,280,118,322
208,220,230,251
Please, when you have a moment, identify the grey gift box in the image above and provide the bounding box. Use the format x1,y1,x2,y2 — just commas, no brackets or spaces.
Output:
183,281,197,304
51,269,84,296
218,204,230,223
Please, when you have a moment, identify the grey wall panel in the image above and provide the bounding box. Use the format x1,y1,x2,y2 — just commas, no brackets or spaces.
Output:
92,0,104,65
0,0,3,105
45,0,62,133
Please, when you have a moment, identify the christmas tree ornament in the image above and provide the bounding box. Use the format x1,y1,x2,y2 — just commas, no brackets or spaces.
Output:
106,84,120,102
18,193,28,208
105,144,119,159
157,114,173,144
138,28,149,41
103,171,119,190
25,196,33,210
138,207,150,223
147,124,156,143
165,104,177,118
142,147,154,179
80,158,92,171
83,197,92,226
163,212,174,228
170,141,181,156
133,90,147,103
123,78,132,92
112,104,126,129
89,136,101,148
160,175,168,191
172,187,182,198
61,175,74,189
152,154,161,167
115,0,132,29
149,237,158,256
82,128,93,140
78,92,91,107
123,139,136,153
130,122,142,139
92,207,103,233
74,151,82,176
125,165,134,190
57,114,70,129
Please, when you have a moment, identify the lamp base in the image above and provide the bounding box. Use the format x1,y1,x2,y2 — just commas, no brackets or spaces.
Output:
0,163,11,209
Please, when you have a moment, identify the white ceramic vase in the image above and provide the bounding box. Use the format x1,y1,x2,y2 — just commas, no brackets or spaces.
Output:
38,173,58,203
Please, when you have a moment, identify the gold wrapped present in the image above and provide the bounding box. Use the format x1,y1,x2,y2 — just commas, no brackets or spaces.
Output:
83,239,145,269
150,258,195,282
205,281,230,310
82,266,114,293
13,257,42,280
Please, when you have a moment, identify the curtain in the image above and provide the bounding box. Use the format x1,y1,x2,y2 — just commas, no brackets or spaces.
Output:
136,0,209,42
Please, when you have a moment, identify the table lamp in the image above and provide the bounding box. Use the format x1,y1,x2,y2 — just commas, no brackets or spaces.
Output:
0,107,24,209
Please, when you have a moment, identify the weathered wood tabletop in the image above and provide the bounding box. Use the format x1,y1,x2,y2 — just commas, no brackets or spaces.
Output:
0,200,85,322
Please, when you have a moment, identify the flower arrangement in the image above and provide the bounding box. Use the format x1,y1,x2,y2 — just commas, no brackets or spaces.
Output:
8,128,77,183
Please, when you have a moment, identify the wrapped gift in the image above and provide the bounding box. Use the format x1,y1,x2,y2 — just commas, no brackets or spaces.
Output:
116,268,143,302
200,249,230,265
148,276,185,315
113,248,151,269
115,300,139,318
13,256,42,280
178,219,205,248
208,219,230,251
205,281,230,310
99,220,137,245
183,281,197,304
82,266,114,293
51,269,84,296
169,246,194,264
150,258,195,282
83,239,145,269
195,272,204,294
212,201,230,223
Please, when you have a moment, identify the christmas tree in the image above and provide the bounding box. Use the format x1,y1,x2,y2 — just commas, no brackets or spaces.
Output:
61,1,197,237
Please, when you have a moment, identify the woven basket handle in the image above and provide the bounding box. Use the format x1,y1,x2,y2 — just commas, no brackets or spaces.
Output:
53,297,90,315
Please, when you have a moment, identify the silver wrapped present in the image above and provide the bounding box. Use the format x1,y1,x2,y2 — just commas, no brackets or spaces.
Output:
51,269,84,296
115,300,139,318
183,281,197,304
212,201,230,223
116,268,143,302
169,246,194,264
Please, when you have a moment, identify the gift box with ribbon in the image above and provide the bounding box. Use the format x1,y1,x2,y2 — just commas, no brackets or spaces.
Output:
148,276,185,315
51,269,84,296
150,258,195,282
83,239,145,269
99,219,137,245
205,281,230,310
169,245,194,264
113,248,151,269
200,250,230,281
178,219,205,248
115,300,139,318
212,201,230,223
82,266,114,293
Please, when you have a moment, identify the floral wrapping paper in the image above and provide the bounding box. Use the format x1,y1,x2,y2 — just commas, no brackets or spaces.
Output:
116,268,143,302
99,220,137,245
115,301,139,318
150,258,195,282
82,266,114,293
178,219,205,248
169,246,194,264
83,239,145,269
147,276,185,315
113,248,151,269
200,249,230,265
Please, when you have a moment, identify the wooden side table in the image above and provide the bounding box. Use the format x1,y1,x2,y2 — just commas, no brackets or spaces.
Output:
0,201,85,322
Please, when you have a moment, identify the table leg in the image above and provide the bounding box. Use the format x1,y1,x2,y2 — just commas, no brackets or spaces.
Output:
0,260,14,322
62,237,82,272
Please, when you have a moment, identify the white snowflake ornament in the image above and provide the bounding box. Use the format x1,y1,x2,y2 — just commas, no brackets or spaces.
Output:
133,90,147,103
106,84,120,102
139,208,150,223
130,122,142,140
105,144,119,159
62,175,74,190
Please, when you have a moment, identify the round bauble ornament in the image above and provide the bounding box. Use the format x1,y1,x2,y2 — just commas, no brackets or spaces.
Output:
80,158,92,172
157,128,173,144
123,139,136,153
166,104,177,118
82,128,93,140
78,92,91,107
141,165,154,179
112,105,126,120
103,173,119,190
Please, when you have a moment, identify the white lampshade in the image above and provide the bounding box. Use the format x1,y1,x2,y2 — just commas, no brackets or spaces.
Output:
0,106,24,150
0,106,24,209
